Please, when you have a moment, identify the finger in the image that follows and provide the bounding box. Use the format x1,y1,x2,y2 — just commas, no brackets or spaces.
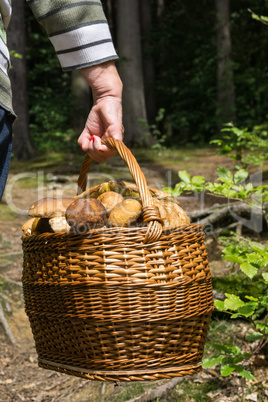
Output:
97,125,124,152
87,135,112,162
78,130,91,152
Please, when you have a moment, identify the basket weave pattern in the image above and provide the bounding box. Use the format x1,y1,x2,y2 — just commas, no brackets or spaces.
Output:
22,139,213,382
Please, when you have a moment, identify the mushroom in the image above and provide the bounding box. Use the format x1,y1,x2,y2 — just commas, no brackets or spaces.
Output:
153,199,190,229
65,198,107,234
28,197,74,218
49,216,71,233
108,199,142,227
31,217,53,235
21,218,36,236
97,191,124,214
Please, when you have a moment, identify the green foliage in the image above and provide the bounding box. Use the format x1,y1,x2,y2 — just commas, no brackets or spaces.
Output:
165,123,268,383
212,274,267,300
151,0,268,145
26,10,73,152
207,234,268,380
203,344,255,380
250,10,268,24
210,122,268,168
139,108,167,151
164,165,267,207
9,50,22,60
164,123,268,207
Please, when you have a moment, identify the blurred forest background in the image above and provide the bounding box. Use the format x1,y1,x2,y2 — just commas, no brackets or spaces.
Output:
7,0,268,158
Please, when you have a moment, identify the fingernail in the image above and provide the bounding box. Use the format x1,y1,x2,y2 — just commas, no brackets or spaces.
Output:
99,149,104,153
90,136,95,142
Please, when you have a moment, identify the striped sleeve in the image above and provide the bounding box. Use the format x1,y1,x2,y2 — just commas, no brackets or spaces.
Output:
26,0,118,71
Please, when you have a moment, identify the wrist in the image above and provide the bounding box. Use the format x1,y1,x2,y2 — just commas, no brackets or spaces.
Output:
79,61,122,103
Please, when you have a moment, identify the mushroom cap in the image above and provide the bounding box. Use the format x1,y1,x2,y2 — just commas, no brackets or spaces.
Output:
97,191,124,214
28,197,74,218
108,199,142,227
153,199,190,229
65,198,107,233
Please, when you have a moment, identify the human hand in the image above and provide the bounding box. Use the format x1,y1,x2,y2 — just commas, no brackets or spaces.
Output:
78,61,123,162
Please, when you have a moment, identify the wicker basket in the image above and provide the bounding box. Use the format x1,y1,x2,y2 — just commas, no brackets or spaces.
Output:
22,139,213,382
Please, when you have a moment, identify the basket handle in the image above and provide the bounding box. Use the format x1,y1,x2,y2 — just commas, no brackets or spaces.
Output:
76,138,163,243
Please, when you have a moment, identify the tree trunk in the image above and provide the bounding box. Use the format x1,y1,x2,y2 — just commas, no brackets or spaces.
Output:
71,70,90,133
157,0,165,22
7,1,35,159
117,0,152,146
215,0,236,128
140,0,156,125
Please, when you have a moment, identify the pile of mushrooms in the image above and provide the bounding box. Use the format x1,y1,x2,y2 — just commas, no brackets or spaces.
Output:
22,183,190,236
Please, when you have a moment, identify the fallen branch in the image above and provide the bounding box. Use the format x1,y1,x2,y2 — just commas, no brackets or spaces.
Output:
0,301,16,345
248,8,268,25
126,377,192,402
188,203,224,219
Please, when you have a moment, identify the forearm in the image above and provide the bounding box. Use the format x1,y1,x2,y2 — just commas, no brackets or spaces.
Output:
79,61,123,104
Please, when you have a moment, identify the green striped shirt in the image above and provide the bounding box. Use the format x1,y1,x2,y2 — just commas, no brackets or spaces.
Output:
0,0,118,117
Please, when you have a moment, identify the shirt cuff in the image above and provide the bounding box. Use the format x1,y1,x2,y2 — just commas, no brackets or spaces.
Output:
49,22,118,71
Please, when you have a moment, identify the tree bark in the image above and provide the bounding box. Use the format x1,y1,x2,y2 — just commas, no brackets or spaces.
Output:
140,0,156,125
70,71,90,133
157,0,165,22
117,0,152,146
215,0,236,128
7,1,35,159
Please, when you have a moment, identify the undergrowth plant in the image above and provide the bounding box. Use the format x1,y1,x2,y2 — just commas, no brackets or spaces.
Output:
164,123,268,384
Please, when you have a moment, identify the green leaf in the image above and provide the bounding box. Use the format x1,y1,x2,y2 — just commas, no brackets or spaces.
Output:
232,357,244,364
245,296,258,302
246,332,263,342
221,364,236,376
192,175,206,185
240,262,258,279
231,313,241,319
202,355,223,368
214,300,225,311
223,254,244,264
237,304,256,317
234,169,248,184
217,167,233,182
178,170,191,184
251,12,268,23
235,365,256,380
224,294,245,311
262,273,268,283
212,343,241,355
245,182,253,191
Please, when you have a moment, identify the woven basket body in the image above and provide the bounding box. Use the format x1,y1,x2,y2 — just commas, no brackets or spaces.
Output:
22,224,213,381
22,139,213,382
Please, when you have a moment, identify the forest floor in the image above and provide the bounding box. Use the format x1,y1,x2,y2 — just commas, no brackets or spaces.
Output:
0,147,267,401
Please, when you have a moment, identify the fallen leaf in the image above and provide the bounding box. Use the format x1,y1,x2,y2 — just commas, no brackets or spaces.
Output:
245,393,258,402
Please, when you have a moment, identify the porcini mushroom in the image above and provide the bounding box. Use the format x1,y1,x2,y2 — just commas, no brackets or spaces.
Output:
65,198,107,234
97,191,124,214
49,216,71,233
28,197,74,218
21,218,36,236
153,199,190,229
31,217,53,235
108,199,142,227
